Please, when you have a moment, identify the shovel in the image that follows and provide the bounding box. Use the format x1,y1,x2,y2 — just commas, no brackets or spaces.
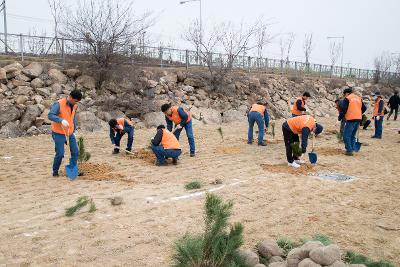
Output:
354,126,362,152
64,129,79,181
308,134,317,165
114,146,136,156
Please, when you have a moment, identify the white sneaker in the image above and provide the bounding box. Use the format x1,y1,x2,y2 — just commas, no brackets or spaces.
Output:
288,162,300,168
294,159,305,165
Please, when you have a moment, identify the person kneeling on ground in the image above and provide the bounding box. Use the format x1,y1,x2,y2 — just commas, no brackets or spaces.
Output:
247,102,270,146
282,115,323,168
161,103,195,157
371,91,385,139
48,90,83,177
109,118,135,154
151,125,182,166
360,114,371,130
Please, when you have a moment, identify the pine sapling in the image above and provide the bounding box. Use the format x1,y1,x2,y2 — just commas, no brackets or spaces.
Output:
78,136,91,163
217,127,224,141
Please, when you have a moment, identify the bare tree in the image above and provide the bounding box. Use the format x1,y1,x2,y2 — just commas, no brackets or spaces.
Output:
255,20,276,62
279,38,285,61
60,0,153,85
285,32,295,63
329,42,342,67
27,28,47,55
374,51,392,83
48,0,62,37
303,33,313,65
183,20,261,89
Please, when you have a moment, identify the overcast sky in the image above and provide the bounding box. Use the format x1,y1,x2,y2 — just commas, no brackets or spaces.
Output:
2,0,400,69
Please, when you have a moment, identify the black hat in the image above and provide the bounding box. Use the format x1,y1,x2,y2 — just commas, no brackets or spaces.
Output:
343,87,353,94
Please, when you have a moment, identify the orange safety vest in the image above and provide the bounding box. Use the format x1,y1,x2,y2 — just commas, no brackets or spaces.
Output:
112,118,133,132
167,106,191,124
287,115,316,135
373,98,385,117
250,104,266,116
345,93,362,121
51,97,77,136
161,129,181,149
291,97,305,115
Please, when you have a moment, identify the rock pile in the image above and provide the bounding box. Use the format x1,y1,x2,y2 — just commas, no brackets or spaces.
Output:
0,61,386,138
238,240,366,267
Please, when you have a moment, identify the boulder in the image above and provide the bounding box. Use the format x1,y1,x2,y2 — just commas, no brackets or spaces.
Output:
40,109,52,124
63,68,81,78
182,85,194,93
0,68,7,83
268,262,287,267
287,247,308,267
222,109,247,123
0,100,21,127
35,87,51,97
298,258,321,267
22,62,43,78
177,71,186,82
309,245,341,266
15,73,31,82
3,62,23,73
32,95,43,105
269,256,284,263
14,86,33,95
348,265,367,267
51,83,63,95
76,75,96,90
327,261,347,267
147,80,158,88
12,79,29,87
35,117,45,128
76,111,102,132
257,240,284,259
143,112,166,128
237,249,259,267
300,241,324,256
20,105,42,130
48,68,68,84
30,78,44,89
42,100,53,109
197,108,222,124
160,74,178,84
0,121,23,138
15,95,29,105
26,126,40,136
184,77,206,88
255,265,267,267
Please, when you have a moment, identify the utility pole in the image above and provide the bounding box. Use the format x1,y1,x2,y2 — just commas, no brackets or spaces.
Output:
0,0,7,54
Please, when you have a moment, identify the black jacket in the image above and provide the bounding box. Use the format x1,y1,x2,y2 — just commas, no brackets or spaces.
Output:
388,95,400,108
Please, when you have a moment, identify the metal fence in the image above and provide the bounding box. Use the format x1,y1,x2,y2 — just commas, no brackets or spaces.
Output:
0,32,399,81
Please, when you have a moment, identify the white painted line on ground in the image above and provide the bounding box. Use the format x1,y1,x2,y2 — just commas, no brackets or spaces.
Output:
150,180,247,204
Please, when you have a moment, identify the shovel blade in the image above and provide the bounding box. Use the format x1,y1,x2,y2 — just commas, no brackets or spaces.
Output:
354,142,362,152
308,152,318,164
65,164,78,181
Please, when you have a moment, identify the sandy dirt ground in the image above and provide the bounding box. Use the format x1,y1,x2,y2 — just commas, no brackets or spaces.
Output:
1,118,399,266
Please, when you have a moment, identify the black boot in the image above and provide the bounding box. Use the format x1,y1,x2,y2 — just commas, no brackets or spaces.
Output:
112,148,120,154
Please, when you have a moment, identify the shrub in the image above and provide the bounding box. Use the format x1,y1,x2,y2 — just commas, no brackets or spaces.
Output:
185,181,202,190
277,238,301,257
344,251,394,267
65,196,96,217
290,142,302,157
172,193,246,267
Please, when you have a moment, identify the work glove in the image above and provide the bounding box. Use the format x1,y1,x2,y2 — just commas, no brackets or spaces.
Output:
376,116,380,121
61,120,69,128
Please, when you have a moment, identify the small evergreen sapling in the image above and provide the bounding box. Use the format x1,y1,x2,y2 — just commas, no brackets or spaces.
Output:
78,136,91,163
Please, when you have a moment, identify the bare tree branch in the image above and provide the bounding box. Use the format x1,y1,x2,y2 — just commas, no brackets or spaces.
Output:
303,33,313,65
329,41,342,67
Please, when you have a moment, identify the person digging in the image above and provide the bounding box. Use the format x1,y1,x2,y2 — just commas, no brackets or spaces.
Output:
291,91,311,117
247,102,270,146
282,115,323,168
109,118,135,154
338,87,367,156
151,125,182,166
161,103,195,157
48,90,83,177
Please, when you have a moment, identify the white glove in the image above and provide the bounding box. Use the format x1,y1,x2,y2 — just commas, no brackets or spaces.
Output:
61,120,69,128
376,116,380,121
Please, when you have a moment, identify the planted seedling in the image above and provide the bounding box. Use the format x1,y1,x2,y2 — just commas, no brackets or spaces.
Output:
291,142,302,158
185,181,201,190
65,196,96,217
78,136,91,163
217,127,224,141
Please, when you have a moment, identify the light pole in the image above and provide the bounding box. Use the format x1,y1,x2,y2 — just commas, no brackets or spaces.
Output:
180,0,202,63
0,0,7,54
327,36,344,69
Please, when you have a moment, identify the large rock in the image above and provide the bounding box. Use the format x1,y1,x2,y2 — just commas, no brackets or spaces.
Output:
0,121,23,138
237,249,259,267
287,247,308,267
268,262,287,267
63,68,81,78
327,261,347,267
26,126,40,136
76,75,96,90
30,78,44,89
160,74,178,84
184,77,206,88
20,105,42,130
298,258,321,267
3,62,23,73
12,79,29,87
76,111,102,132
147,80,158,88
22,62,43,78
0,68,7,83
15,95,29,105
48,68,68,84
257,240,284,259
269,256,284,263
35,87,51,97
143,112,166,128
222,109,247,123
300,241,324,256
196,108,222,124
14,86,33,95
0,100,21,127
309,245,341,266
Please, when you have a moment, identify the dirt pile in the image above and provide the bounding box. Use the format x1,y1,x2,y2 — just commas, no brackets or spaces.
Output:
61,162,127,182
128,148,155,164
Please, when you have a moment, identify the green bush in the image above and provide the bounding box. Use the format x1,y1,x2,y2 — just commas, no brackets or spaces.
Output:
185,181,202,190
78,136,91,163
290,142,302,157
276,238,301,257
344,251,394,267
172,193,246,267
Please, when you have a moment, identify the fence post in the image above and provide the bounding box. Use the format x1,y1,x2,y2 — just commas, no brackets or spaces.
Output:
19,34,24,61
265,58,268,72
340,67,343,78
61,38,65,66
185,50,189,70
366,69,369,80
159,46,163,68
130,45,134,65
248,56,251,72
319,64,322,78
358,69,361,80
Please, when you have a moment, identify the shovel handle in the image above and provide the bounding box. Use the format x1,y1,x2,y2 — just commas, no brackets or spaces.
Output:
114,146,136,155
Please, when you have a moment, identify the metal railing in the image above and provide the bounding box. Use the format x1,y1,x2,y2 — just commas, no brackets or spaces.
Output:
0,32,399,81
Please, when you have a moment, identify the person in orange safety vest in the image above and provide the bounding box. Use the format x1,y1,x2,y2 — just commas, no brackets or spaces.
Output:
151,125,182,166
291,92,311,117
